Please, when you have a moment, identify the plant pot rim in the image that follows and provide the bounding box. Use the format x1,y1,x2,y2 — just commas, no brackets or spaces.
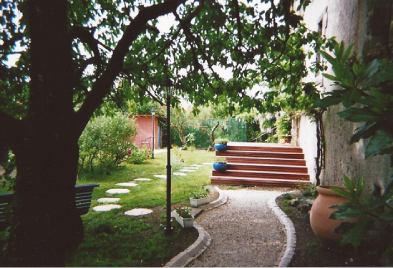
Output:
317,185,348,196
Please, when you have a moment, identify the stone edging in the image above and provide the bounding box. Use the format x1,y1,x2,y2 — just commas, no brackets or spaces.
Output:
204,186,228,211
267,192,297,267
164,186,228,267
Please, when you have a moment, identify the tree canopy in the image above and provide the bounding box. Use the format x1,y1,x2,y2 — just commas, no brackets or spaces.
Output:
0,0,332,265
1,0,332,124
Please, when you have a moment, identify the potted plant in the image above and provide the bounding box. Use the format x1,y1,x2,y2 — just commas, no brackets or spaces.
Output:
173,205,194,228
214,138,229,151
190,187,211,207
309,183,358,241
213,157,227,172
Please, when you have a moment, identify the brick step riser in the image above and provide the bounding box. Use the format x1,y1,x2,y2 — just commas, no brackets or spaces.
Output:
227,158,306,166
217,151,305,159
211,177,310,187
212,170,309,180
227,146,303,153
227,164,308,173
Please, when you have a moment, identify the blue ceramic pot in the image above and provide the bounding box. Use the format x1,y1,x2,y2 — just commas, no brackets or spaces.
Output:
213,162,227,172
214,143,227,151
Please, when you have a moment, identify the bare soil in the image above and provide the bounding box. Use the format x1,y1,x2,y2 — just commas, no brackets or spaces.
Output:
276,191,382,267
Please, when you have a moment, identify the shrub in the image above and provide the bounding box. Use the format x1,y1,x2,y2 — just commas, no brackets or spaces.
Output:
129,145,151,164
78,113,137,176
282,193,294,200
214,138,229,145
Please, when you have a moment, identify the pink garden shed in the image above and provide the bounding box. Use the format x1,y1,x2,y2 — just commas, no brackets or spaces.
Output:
133,115,161,149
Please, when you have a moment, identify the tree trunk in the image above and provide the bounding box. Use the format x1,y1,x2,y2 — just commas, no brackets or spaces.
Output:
7,139,83,266
4,1,84,266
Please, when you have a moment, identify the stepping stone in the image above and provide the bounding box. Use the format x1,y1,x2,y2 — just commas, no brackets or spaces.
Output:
154,175,167,179
106,189,130,195
93,204,122,212
135,178,152,181
97,198,120,203
124,208,153,216
180,169,196,172
116,182,138,187
185,166,198,169
173,172,187,176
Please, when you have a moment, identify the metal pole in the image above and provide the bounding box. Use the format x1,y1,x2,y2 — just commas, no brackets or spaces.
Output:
165,81,173,235
152,109,155,159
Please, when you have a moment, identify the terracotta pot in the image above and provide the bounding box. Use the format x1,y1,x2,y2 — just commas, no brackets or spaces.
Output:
310,185,359,241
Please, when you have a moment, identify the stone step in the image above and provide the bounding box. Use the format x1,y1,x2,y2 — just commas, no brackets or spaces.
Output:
211,176,311,187
226,157,306,166
226,163,308,174
227,144,303,153
212,169,309,180
216,150,305,159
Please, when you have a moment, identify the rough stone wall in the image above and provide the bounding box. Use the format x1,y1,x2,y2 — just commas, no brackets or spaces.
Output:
299,0,393,193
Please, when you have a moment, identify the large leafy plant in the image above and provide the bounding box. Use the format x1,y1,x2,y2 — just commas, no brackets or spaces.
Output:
315,41,393,159
78,113,137,176
330,176,393,264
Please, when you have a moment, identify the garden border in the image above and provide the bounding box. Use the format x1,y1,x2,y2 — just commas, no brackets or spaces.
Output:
164,186,228,267
268,191,297,267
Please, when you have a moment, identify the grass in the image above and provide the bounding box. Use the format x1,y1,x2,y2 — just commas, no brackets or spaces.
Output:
66,148,215,266
0,148,216,267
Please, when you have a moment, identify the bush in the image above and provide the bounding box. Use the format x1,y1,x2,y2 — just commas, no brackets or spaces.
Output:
276,113,291,140
129,145,151,164
78,113,137,177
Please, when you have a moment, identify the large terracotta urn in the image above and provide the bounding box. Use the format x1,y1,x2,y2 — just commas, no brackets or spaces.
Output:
310,185,358,241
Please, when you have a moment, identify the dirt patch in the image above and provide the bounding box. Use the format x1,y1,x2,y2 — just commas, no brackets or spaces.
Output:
276,191,382,267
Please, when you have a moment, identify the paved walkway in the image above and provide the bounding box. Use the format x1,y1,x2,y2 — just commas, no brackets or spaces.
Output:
188,189,288,267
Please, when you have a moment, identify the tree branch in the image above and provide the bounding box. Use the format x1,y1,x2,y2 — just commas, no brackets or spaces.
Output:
74,0,189,136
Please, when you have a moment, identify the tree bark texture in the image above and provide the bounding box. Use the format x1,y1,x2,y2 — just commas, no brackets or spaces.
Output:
6,1,83,266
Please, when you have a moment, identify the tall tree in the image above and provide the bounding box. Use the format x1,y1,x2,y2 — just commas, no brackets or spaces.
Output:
0,0,324,265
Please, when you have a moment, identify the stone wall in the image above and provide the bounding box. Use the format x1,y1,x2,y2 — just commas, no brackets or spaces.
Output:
298,0,393,193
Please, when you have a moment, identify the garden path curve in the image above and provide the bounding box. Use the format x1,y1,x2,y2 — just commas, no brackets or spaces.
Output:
189,189,287,267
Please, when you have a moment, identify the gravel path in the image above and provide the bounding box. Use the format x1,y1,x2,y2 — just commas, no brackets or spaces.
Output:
188,189,287,267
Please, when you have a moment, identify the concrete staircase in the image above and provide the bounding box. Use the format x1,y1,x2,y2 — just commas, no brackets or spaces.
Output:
211,142,310,187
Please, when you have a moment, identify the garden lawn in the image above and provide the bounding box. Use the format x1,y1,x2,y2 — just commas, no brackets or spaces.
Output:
66,148,215,267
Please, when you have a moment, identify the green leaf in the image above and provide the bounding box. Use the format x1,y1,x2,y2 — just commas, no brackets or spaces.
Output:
371,88,391,108
341,88,361,108
340,219,368,249
356,95,380,107
374,63,393,85
363,59,381,79
350,122,379,144
320,50,338,67
330,207,361,220
355,176,364,198
334,41,344,62
365,129,393,158
353,62,359,76
342,43,354,63
314,95,341,108
337,108,380,122
331,186,352,199
322,73,341,82
343,174,355,192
